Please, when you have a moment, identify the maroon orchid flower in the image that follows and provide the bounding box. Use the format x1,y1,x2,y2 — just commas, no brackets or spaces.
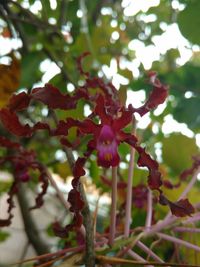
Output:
0,138,49,227
0,53,195,237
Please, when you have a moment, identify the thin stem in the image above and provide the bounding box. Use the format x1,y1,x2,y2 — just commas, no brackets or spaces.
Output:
164,167,200,221
145,189,153,231
146,215,176,235
45,168,70,210
157,232,200,253
127,250,154,267
109,166,118,246
173,227,200,233
136,240,164,263
124,126,136,237
179,167,200,200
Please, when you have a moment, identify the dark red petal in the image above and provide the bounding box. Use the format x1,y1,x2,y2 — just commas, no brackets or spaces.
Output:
180,155,200,181
0,181,18,227
77,52,90,77
68,188,85,213
159,195,195,217
119,131,138,145
124,137,162,191
0,136,21,149
95,95,112,125
136,146,162,190
0,108,32,137
8,92,31,111
30,166,49,210
73,157,86,180
52,221,68,238
136,146,158,170
163,179,180,189
31,84,76,110
112,108,133,131
135,72,169,116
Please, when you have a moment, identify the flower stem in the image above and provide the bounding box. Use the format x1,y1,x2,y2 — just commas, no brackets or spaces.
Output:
136,241,164,262
109,166,118,246
157,232,200,253
124,122,136,237
45,168,70,210
145,189,153,231
124,135,136,237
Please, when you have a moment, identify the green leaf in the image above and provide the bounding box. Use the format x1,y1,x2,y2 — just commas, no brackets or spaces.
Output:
0,230,10,242
162,133,199,175
20,52,44,88
174,97,200,130
177,0,200,45
0,181,12,195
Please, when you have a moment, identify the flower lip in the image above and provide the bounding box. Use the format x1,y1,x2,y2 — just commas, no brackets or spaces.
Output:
96,124,120,167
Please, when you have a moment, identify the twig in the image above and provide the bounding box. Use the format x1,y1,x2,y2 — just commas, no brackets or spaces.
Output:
109,166,118,246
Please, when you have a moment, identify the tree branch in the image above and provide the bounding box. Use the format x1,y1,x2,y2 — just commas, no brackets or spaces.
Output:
17,183,49,255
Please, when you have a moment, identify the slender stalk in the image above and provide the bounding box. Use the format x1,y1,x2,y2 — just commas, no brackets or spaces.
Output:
45,168,70,210
145,189,153,231
164,167,200,221
136,241,164,263
174,227,200,233
179,167,200,200
124,127,136,237
109,166,118,246
127,250,154,267
157,232,200,253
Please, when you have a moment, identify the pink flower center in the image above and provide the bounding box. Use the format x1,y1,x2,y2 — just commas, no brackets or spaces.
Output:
96,125,119,167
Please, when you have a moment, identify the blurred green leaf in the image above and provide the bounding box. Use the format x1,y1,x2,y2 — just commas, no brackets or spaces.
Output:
162,133,199,175
0,230,10,242
20,51,44,88
174,96,200,130
178,0,200,45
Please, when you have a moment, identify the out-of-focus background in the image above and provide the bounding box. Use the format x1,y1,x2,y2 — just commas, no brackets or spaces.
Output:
0,0,200,265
